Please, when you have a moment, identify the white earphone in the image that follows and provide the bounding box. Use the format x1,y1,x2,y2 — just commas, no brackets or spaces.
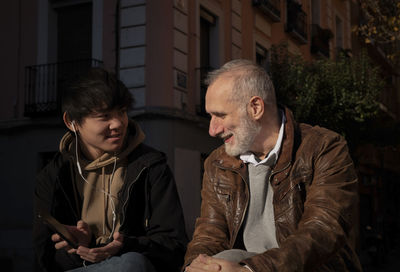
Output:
71,120,117,239
71,121,76,132
71,121,83,174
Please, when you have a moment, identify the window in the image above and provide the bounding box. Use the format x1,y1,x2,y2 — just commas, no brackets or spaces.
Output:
311,0,320,25
252,0,281,22
286,0,308,43
256,44,270,72
335,16,344,51
310,1,332,58
198,8,218,116
25,0,103,117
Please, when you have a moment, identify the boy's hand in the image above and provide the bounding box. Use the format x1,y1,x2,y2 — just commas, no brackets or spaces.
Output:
51,220,92,254
76,231,124,263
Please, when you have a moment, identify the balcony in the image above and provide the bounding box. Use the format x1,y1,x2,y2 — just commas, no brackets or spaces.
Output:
253,0,281,22
286,0,307,44
24,59,102,117
311,24,333,58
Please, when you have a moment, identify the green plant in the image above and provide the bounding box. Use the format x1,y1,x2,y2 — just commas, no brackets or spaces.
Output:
354,0,400,64
270,44,385,146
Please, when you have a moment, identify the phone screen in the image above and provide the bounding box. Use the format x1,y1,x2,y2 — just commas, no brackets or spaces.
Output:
37,211,78,249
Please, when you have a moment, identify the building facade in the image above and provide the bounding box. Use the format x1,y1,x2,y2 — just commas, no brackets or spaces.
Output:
0,0,399,271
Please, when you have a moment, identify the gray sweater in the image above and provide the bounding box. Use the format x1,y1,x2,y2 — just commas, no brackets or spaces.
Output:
243,160,279,253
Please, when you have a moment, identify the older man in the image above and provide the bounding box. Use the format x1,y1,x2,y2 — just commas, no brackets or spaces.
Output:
184,59,361,271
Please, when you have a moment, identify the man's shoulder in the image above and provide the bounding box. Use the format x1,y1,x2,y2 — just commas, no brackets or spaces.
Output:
296,123,348,156
298,123,344,143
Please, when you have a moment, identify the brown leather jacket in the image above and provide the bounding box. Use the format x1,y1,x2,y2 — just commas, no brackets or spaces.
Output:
184,107,361,271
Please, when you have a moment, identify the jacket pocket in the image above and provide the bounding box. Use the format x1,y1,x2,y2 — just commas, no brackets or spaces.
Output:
214,183,232,202
211,182,235,222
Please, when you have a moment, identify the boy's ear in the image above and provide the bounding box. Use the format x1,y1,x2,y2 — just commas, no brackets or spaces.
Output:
63,112,75,132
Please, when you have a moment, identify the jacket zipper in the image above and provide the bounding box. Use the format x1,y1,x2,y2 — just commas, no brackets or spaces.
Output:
120,166,147,227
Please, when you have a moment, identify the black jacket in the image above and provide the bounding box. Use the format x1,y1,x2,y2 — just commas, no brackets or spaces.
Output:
33,143,188,271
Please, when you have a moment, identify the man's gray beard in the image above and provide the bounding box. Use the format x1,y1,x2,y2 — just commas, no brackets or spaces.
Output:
225,113,261,157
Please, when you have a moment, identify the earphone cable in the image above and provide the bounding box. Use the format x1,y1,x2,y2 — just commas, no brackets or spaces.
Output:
72,124,117,240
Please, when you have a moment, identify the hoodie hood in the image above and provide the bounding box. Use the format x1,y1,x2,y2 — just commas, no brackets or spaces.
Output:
59,120,145,244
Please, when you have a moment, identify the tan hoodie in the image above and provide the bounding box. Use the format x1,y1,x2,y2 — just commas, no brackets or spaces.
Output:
59,120,145,245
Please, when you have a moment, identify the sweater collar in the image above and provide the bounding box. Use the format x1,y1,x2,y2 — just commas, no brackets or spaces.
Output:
240,109,286,166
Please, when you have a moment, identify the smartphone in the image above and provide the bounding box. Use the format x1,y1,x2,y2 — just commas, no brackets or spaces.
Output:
37,210,79,249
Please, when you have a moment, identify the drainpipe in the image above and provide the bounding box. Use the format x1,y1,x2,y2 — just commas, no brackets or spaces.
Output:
115,0,120,78
15,0,22,118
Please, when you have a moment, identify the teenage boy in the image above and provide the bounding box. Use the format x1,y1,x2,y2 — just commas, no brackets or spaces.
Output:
33,68,188,272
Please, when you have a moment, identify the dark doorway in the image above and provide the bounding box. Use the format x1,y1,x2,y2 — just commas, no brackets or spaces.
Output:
57,2,92,62
55,3,94,111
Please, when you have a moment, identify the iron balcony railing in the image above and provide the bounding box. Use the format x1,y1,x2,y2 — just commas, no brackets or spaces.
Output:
24,59,102,117
253,0,281,22
286,0,307,44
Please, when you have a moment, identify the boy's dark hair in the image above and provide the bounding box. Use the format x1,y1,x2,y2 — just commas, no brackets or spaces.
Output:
62,68,134,124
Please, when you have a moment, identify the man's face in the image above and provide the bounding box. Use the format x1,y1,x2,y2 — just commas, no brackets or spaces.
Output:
74,108,128,160
206,76,260,156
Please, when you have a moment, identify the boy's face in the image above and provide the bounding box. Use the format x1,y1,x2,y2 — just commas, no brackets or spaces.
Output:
74,108,128,160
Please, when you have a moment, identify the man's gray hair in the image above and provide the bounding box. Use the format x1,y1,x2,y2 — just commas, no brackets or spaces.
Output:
205,59,276,108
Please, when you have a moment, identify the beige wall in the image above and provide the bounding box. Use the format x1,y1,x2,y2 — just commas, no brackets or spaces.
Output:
102,0,118,71
146,0,174,107
0,0,38,120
